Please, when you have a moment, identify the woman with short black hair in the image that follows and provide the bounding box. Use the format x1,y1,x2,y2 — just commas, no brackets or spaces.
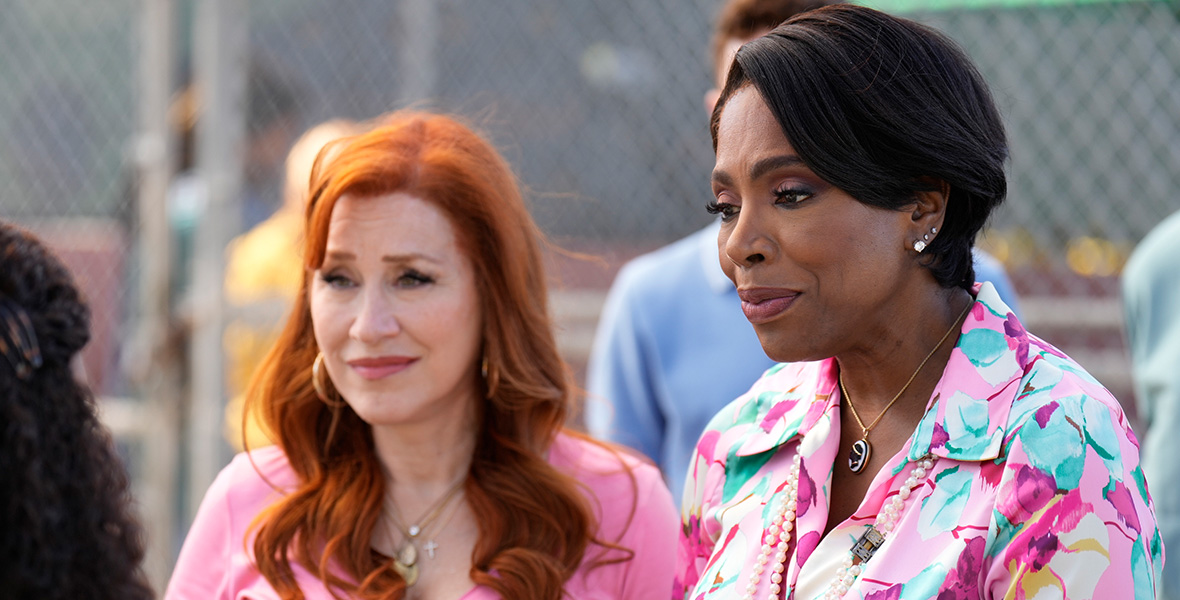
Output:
676,5,1161,599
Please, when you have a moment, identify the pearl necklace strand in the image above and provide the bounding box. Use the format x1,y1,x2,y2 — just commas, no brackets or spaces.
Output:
740,453,937,600
745,454,803,600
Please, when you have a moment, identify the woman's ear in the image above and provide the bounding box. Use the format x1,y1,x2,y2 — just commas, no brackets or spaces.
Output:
908,178,950,252
704,87,721,116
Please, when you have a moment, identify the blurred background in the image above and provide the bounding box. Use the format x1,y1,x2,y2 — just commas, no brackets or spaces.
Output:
0,0,1176,590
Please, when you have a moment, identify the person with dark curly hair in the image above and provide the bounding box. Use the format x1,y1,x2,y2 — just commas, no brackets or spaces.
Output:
0,221,154,600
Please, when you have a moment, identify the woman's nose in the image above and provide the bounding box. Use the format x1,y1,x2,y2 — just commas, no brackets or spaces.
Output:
723,210,773,270
349,288,401,343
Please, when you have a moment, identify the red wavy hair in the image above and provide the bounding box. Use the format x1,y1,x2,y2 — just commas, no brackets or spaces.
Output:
244,111,619,599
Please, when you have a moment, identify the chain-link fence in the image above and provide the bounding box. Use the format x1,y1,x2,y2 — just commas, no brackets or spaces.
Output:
0,1,139,394
1,0,1176,591
912,0,1180,404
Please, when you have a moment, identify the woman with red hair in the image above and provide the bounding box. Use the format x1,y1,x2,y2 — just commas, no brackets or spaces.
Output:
166,111,678,600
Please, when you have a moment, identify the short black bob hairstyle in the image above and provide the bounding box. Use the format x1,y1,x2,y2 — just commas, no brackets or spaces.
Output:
710,4,1008,290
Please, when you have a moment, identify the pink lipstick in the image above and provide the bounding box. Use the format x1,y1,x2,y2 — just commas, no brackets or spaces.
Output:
737,287,800,324
347,356,417,380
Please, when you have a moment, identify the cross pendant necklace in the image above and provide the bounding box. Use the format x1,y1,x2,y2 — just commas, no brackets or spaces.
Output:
385,477,466,586
422,539,439,559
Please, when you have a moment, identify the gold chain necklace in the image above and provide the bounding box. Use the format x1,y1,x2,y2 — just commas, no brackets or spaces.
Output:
839,300,972,474
384,477,466,586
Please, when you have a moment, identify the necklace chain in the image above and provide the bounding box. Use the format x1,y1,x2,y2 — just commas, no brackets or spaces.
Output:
386,477,465,540
740,301,967,598
839,300,972,473
384,477,466,586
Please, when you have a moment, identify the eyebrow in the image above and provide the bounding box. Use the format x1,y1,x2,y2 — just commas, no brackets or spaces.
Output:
323,250,444,265
712,154,805,187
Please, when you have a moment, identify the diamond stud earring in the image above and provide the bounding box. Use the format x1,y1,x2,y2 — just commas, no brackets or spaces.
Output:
913,239,927,253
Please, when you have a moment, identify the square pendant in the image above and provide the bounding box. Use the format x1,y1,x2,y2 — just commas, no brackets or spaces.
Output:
851,526,885,563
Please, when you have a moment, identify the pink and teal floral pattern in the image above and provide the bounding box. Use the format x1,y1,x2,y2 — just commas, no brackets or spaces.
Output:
676,283,1162,600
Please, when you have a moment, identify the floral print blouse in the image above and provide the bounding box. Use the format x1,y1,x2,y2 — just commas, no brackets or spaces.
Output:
676,283,1162,600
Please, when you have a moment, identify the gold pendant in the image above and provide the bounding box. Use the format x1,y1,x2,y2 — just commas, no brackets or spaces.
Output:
392,542,419,586
397,542,418,567
391,557,419,586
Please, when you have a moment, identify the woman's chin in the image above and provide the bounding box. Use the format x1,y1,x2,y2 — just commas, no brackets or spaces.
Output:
759,342,816,364
755,328,816,364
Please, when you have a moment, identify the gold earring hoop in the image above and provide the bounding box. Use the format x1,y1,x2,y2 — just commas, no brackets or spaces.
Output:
312,352,347,408
480,356,496,399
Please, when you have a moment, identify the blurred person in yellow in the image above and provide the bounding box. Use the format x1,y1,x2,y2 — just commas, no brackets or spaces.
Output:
223,119,363,449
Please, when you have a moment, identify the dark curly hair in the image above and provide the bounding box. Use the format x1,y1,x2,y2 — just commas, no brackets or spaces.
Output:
0,222,154,599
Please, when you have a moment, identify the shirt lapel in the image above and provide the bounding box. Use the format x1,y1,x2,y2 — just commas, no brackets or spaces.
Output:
908,282,1025,464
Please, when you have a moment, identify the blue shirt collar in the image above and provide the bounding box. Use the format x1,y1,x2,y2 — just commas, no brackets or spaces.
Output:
697,220,736,295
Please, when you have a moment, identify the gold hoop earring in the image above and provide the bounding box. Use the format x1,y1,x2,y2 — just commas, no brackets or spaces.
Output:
480,356,496,399
312,352,346,408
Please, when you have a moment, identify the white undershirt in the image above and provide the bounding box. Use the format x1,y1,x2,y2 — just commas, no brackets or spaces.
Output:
793,524,868,600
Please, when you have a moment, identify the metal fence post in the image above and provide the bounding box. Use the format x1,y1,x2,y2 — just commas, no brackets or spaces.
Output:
188,0,247,522
134,0,180,590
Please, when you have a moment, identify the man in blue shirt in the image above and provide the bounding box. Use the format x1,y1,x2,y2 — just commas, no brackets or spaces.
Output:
586,0,1023,502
